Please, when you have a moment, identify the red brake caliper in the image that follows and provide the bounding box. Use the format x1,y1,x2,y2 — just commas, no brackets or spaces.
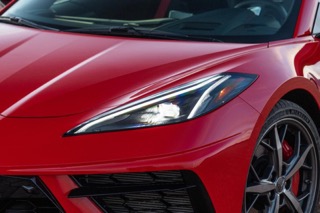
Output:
282,140,300,196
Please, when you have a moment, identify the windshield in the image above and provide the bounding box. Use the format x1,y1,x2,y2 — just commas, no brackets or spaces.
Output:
1,0,301,43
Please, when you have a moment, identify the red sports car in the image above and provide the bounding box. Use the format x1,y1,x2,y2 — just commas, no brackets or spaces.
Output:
0,0,320,212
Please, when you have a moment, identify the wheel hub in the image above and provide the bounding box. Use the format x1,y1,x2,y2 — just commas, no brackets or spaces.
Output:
275,176,286,194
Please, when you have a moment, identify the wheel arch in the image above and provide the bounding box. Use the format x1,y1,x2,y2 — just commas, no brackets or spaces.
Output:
282,89,320,132
240,77,320,150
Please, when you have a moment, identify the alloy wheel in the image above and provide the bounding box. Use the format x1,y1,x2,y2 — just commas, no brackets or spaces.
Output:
244,101,319,213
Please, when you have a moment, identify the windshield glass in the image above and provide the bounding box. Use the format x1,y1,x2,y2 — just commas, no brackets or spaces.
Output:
1,0,301,43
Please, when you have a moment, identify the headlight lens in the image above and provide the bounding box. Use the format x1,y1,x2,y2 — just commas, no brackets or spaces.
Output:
66,73,257,135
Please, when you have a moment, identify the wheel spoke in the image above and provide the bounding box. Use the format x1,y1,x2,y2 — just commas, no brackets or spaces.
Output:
284,190,303,213
261,140,274,152
267,194,280,213
274,126,283,176
286,144,313,180
280,124,288,144
295,131,301,156
250,165,261,182
245,194,259,213
246,181,275,194
297,191,310,202
301,164,312,170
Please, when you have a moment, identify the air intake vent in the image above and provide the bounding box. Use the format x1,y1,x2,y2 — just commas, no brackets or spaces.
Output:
70,170,214,213
0,176,63,213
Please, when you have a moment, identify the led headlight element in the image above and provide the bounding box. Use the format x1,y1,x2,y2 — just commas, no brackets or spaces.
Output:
66,73,257,135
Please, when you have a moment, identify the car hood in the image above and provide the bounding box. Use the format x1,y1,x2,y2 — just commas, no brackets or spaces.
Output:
0,24,267,117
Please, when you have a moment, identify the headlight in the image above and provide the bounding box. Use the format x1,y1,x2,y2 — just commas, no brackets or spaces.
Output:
66,73,257,135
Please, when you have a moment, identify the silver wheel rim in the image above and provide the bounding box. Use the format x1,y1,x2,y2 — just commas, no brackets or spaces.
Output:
244,118,318,213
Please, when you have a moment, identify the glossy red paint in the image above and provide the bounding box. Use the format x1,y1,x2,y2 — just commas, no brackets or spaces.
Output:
294,0,318,37
0,24,266,117
0,0,320,212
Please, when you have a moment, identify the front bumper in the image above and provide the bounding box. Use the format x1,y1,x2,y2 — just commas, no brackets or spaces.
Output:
0,97,260,212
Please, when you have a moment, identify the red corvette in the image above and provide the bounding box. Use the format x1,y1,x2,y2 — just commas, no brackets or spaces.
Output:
0,0,320,212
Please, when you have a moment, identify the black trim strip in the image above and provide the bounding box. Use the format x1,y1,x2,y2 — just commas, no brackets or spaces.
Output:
69,183,195,198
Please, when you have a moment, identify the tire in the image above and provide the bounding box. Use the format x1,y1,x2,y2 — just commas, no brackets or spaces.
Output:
243,100,320,213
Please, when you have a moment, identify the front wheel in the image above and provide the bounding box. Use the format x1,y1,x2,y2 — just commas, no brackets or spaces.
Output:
243,100,320,213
